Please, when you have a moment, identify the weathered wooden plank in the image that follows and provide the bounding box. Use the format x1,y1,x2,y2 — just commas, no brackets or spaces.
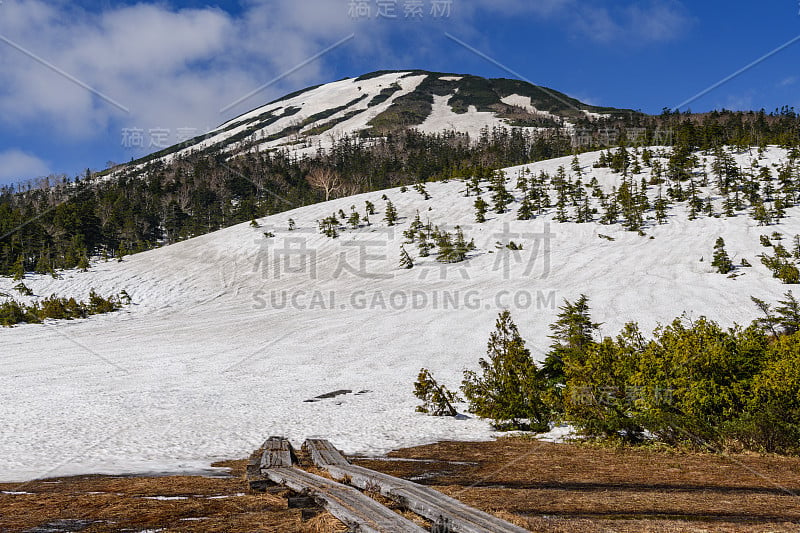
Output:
260,435,294,469
304,438,350,467
260,438,426,533
304,439,529,533
263,467,427,533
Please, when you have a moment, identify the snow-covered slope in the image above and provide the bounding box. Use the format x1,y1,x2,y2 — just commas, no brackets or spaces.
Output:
2,147,798,482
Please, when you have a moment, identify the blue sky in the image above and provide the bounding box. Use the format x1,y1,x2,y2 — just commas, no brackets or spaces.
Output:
0,0,799,185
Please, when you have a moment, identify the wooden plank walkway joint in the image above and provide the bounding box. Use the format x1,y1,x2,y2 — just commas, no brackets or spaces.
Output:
253,436,427,533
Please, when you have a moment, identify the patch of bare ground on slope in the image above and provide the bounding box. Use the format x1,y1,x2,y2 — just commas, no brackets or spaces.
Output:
3,439,800,532
0,459,333,532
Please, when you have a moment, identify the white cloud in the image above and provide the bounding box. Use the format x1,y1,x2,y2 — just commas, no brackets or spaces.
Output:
0,0,367,143
0,149,49,183
470,0,691,44
721,92,755,112
624,1,692,43
0,0,692,169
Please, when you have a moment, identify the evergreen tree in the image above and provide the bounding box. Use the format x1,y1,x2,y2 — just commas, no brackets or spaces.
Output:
318,215,340,238
654,189,669,224
751,296,780,337
435,232,454,263
753,202,771,225
516,174,529,193
576,195,593,223
410,211,424,233
474,196,488,223
617,181,642,231
541,295,601,388
555,186,570,223
403,226,417,243
34,253,53,275
711,237,734,274
772,198,786,221
418,235,431,257
631,157,643,174
517,196,534,220
469,175,482,196
11,255,25,281
399,246,414,269
452,227,470,262
712,146,739,193
347,211,361,229
609,146,630,175
667,143,695,182
490,171,513,214
687,180,700,220
384,200,398,226
703,196,715,217
414,368,459,416
571,154,582,176
461,310,550,430
774,291,800,334
601,193,619,225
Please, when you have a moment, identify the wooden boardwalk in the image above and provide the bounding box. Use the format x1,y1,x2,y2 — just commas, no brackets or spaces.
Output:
304,438,529,533
252,437,426,532
247,436,530,532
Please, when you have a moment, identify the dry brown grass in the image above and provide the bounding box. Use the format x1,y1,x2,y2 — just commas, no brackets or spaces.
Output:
353,437,800,532
3,439,800,532
0,459,305,532
298,512,348,533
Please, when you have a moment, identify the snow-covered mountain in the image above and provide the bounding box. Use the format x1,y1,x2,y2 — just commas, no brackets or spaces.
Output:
2,145,799,482
118,70,636,171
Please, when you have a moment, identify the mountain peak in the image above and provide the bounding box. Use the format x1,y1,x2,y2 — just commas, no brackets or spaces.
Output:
121,70,638,171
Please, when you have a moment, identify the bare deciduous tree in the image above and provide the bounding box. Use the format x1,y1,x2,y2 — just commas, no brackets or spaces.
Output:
306,167,341,201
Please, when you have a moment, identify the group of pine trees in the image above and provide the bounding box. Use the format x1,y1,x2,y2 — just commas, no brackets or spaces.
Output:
458,141,800,240
415,294,800,454
400,211,475,266
758,232,800,284
315,199,391,238
0,289,127,327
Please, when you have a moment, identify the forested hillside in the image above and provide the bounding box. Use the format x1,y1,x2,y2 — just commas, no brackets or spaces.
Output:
2,103,800,278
